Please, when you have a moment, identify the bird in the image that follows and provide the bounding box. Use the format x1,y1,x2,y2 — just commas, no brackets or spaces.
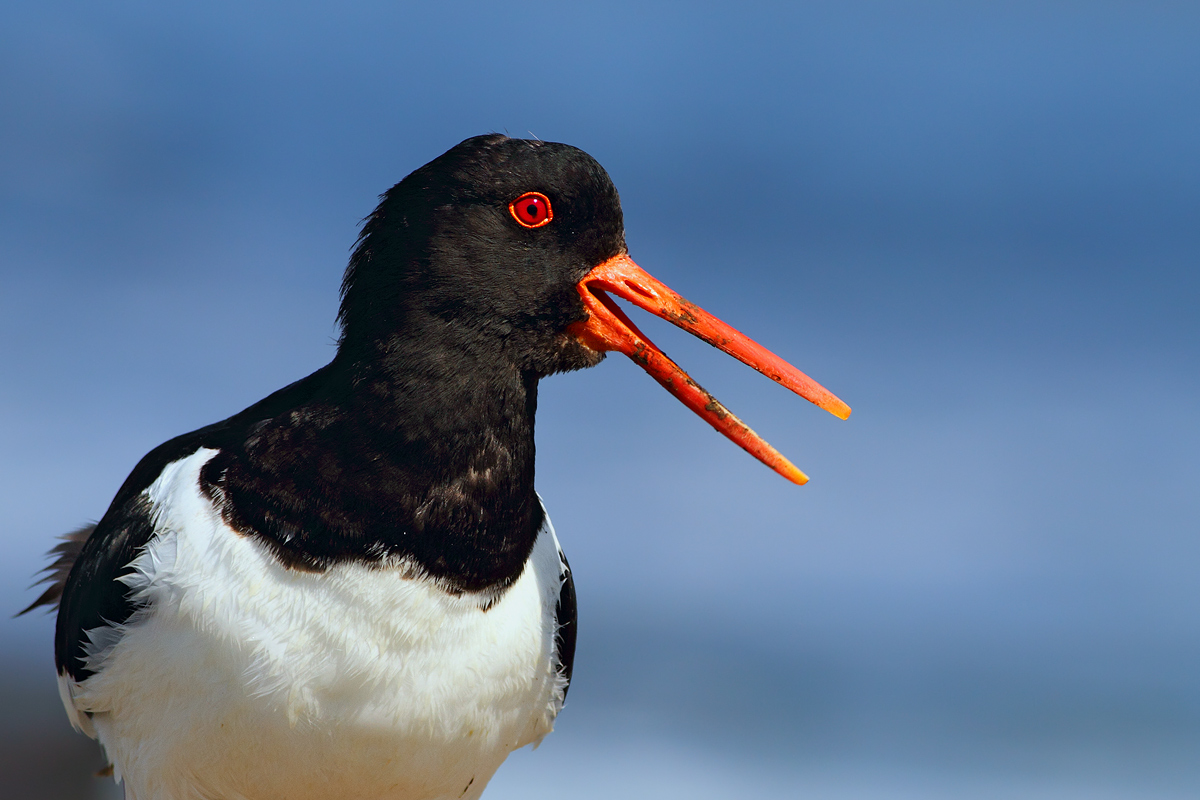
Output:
24,134,850,800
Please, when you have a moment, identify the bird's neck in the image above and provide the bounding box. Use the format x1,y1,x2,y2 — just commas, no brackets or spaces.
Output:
202,330,545,594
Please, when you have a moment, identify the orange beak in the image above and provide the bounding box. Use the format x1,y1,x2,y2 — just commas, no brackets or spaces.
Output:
567,253,851,485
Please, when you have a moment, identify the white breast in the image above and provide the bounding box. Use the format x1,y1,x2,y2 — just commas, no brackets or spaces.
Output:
61,448,570,800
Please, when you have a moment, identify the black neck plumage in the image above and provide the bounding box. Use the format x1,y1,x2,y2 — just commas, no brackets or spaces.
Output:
200,324,545,594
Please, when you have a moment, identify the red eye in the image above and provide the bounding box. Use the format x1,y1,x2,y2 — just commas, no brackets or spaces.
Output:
509,192,553,228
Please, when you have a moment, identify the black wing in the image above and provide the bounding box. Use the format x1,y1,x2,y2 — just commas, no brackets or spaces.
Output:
54,495,159,681
553,549,577,699
35,366,333,682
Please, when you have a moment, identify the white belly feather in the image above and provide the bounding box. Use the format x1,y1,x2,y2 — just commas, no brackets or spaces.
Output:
60,448,569,800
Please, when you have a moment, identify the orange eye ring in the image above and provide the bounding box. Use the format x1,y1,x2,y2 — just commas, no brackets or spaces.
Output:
509,192,553,228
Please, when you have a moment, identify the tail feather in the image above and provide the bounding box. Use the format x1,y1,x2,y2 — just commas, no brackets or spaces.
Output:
18,524,96,616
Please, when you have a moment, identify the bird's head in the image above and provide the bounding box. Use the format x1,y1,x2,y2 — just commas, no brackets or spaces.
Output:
338,134,850,483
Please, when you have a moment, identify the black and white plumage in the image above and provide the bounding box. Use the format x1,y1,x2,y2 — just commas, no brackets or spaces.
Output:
28,134,848,800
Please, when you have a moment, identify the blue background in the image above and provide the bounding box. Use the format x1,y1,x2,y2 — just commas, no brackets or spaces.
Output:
2,2,1198,797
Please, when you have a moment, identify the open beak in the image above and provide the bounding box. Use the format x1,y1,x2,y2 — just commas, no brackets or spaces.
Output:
567,253,851,485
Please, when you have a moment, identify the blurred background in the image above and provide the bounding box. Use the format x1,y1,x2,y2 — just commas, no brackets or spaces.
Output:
2,2,1198,797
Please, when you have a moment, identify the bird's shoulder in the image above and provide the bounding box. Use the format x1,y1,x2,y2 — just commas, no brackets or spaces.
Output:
46,366,333,681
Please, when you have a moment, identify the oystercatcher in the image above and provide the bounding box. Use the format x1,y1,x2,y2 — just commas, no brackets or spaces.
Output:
25,135,850,800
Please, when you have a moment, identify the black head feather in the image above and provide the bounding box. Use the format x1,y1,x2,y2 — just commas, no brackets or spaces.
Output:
338,134,625,378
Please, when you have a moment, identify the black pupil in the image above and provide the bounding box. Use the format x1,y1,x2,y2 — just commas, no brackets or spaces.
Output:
525,201,540,218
